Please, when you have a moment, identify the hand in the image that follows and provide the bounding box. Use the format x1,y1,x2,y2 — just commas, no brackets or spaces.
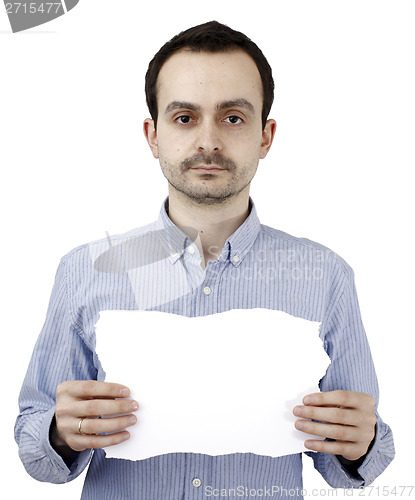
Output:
292,390,376,461
52,380,138,453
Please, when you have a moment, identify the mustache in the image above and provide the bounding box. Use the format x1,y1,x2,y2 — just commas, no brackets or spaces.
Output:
180,154,236,172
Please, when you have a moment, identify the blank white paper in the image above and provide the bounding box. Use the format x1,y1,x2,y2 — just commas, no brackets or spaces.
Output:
95,308,329,461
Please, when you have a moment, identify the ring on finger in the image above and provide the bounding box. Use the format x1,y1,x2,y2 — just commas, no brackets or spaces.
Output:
78,417,95,436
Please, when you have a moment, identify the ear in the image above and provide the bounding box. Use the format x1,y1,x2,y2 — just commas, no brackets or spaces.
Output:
143,118,159,159
260,119,277,159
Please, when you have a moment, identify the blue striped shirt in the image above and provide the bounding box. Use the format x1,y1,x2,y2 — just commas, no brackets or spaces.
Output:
15,197,394,499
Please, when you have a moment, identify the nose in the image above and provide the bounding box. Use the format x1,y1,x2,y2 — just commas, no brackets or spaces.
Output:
195,120,222,154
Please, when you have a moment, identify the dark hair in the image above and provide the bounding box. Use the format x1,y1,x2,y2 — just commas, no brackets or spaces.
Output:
145,21,274,130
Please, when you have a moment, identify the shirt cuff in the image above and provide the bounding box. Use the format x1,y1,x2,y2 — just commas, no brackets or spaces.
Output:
40,407,93,483
332,421,380,486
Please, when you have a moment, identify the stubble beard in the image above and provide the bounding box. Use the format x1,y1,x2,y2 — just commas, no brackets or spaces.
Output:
160,153,257,206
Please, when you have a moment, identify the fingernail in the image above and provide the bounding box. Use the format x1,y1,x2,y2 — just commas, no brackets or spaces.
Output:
131,401,139,410
293,406,303,416
119,387,129,397
304,396,312,405
128,415,137,425
295,420,305,430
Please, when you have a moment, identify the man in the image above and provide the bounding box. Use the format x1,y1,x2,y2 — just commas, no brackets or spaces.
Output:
15,21,394,498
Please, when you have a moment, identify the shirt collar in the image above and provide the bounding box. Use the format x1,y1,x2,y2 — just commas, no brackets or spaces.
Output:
157,196,261,266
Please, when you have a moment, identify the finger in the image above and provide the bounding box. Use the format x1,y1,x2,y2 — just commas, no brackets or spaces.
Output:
304,439,363,461
294,419,359,442
76,398,139,417
293,405,359,426
79,414,137,435
67,430,131,452
303,390,375,409
59,381,130,400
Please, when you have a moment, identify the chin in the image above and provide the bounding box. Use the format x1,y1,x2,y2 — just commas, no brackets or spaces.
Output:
183,190,237,205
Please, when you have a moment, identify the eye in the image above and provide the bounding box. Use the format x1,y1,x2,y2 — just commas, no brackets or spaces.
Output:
224,115,244,125
175,115,194,125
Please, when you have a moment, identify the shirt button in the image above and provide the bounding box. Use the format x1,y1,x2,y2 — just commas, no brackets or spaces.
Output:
192,478,202,488
232,255,240,262
188,246,196,254
203,286,211,295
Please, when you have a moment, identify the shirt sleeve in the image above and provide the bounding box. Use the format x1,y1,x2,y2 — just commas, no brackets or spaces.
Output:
305,266,395,488
14,256,95,484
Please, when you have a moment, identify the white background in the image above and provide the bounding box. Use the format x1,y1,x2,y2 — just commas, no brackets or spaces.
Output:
1,0,414,498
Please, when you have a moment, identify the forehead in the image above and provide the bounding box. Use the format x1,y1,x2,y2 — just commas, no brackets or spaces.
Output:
156,49,263,109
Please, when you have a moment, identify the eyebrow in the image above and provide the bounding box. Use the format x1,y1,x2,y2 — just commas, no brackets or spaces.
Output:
164,98,255,115
165,101,201,114
216,99,255,115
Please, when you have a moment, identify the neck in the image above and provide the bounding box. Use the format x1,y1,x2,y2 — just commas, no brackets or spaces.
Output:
167,187,251,269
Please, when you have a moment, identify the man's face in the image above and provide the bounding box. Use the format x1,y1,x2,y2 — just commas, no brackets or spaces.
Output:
144,49,275,205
